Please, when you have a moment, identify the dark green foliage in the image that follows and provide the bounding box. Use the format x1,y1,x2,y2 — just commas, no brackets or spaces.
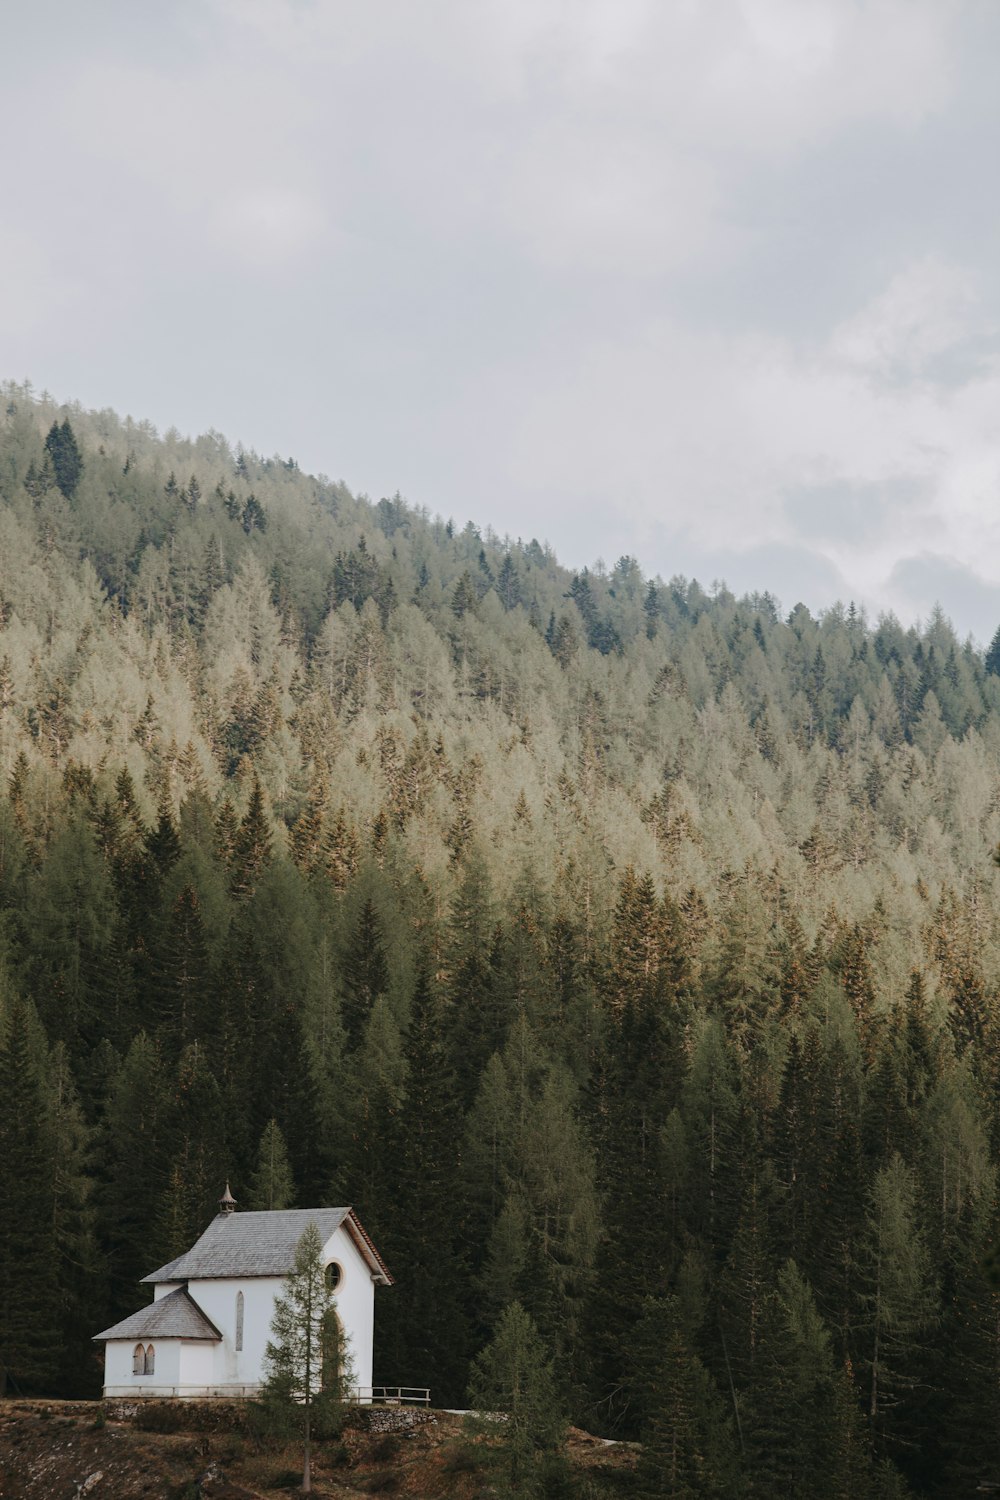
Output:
632,1297,737,1499
157,1043,229,1258
374,969,468,1403
743,1262,871,1499
96,1032,168,1319
467,1301,565,1499
246,1117,296,1211
0,998,62,1393
340,896,389,1047
44,419,83,498
986,624,1000,677
230,778,273,899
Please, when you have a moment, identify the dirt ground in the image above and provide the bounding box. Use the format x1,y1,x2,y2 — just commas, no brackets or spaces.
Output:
0,1400,636,1499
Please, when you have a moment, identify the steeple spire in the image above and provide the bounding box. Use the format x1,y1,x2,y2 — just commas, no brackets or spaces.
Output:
219,1181,237,1215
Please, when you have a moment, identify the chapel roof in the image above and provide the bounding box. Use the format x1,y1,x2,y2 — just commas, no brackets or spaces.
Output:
141,1207,393,1286
93,1286,222,1343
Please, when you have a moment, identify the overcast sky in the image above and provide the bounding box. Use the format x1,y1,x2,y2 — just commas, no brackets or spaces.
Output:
5,0,1000,640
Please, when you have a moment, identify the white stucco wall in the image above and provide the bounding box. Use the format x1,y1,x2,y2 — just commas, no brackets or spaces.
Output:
189,1276,283,1391
177,1341,217,1391
103,1337,183,1397
324,1221,376,1391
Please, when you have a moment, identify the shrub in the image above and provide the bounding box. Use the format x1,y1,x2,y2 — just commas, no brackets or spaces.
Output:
363,1470,401,1494
258,1465,303,1489
370,1433,403,1463
243,1395,297,1450
326,1439,350,1467
443,1442,485,1475
135,1403,186,1433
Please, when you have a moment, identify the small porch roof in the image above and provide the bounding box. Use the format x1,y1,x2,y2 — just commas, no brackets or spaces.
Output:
93,1286,222,1343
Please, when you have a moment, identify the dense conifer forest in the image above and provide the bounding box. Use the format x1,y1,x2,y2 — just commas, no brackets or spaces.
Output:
4,380,1000,1495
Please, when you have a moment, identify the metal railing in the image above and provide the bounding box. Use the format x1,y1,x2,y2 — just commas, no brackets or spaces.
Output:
352,1386,431,1406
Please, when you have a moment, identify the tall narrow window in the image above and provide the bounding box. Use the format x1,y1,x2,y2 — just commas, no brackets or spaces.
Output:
133,1344,144,1375
236,1291,244,1352
144,1344,155,1375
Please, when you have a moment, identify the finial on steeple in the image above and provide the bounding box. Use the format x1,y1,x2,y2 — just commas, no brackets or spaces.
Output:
219,1182,237,1215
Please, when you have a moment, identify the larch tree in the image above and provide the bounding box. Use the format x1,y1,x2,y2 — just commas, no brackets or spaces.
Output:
262,1220,350,1493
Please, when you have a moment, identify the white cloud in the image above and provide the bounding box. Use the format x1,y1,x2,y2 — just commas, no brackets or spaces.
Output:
0,231,77,339
831,258,982,377
474,250,1000,622
209,190,332,267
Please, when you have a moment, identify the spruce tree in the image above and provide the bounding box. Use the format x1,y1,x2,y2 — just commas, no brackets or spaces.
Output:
0,998,60,1393
375,969,468,1403
340,896,389,1047
985,623,1000,677
861,1155,936,1468
246,1118,296,1210
44,418,83,498
230,777,273,900
467,1301,565,1500
96,1032,168,1320
156,1042,228,1259
744,1261,873,1500
632,1297,737,1500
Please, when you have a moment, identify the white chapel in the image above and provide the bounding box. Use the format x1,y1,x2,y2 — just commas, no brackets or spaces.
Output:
94,1188,393,1399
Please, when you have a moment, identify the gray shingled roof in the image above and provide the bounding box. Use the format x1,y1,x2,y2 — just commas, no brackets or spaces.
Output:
93,1286,222,1343
141,1208,353,1284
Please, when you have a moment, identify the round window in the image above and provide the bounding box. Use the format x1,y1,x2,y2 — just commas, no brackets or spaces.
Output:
325,1262,343,1291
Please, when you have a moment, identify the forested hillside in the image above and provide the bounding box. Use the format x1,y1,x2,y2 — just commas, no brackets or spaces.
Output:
3,380,1000,1496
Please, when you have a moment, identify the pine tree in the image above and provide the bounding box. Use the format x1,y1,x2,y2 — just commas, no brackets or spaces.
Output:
338,999,405,1238
24,813,115,1049
644,579,660,639
744,1261,873,1500
861,1154,936,1467
230,777,273,900
147,884,214,1055
44,419,83,498
96,1032,169,1321
808,1031,865,1361
340,897,389,1047
46,1041,97,1395
156,1043,228,1259
681,1014,742,1262
467,1301,565,1500
985,624,1000,677
444,850,501,1102
376,969,468,1402
0,998,61,1394
632,1297,737,1500
450,571,478,619
934,1199,1000,1494
497,552,522,611
246,1118,296,1210
488,1055,599,1388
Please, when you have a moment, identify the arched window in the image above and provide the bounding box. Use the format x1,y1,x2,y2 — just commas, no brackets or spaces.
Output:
133,1344,144,1375
144,1344,155,1375
236,1291,245,1352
